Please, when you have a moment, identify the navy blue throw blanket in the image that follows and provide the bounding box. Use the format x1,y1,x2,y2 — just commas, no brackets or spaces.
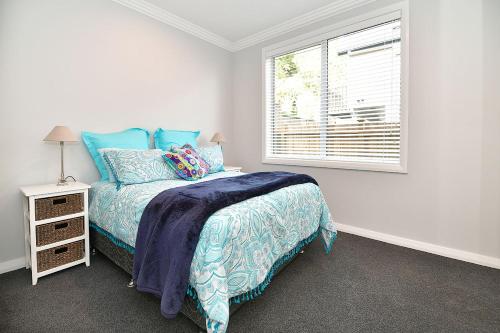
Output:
133,171,317,318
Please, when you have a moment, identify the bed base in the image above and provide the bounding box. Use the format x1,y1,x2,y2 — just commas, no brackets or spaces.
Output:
90,227,304,331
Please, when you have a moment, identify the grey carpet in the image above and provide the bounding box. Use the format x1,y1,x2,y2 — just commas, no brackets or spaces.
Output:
1,232,499,332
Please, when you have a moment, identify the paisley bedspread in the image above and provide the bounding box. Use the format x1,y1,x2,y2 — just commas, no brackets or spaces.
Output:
89,171,337,332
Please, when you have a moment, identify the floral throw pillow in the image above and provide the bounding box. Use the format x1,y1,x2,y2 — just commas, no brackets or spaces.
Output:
172,144,210,172
163,149,208,181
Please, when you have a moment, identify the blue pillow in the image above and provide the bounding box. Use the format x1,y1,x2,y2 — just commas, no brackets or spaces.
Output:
154,128,200,151
81,128,150,180
198,145,224,173
103,149,178,189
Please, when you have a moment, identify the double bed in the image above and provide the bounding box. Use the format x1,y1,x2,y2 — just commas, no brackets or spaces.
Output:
89,170,337,332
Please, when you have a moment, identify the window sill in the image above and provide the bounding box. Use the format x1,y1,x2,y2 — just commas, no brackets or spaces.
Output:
262,157,407,174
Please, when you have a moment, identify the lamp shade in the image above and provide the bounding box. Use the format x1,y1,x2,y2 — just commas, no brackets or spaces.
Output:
43,126,79,142
210,132,226,144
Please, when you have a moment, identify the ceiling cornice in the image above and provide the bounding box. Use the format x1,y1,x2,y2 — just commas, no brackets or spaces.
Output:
111,0,376,53
232,0,376,51
110,0,235,51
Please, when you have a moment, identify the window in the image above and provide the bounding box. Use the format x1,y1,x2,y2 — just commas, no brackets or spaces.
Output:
263,6,408,172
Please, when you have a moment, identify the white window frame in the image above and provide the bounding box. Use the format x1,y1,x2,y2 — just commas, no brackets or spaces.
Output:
261,2,409,173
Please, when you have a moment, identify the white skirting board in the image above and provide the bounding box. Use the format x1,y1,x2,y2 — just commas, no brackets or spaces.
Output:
336,223,500,270
0,257,25,275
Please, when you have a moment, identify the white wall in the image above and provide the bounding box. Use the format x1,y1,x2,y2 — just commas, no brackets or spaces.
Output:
479,0,500,263
0,0,234,264
232,0,500,263
1,0,499,270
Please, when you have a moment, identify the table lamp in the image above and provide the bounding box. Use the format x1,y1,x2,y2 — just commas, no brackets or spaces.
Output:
43,126,78,186
210,132,226,146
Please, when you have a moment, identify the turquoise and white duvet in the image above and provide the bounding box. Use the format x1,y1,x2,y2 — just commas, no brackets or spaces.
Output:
89,171,336,332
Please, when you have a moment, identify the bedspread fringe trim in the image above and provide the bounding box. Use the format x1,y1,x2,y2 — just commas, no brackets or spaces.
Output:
90,221,337,332
186,227,337,319
89,222,136,254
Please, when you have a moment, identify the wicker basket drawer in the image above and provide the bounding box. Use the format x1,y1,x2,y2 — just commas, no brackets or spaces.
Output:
35,193,83,220
36,216,84,246
37,240,84,272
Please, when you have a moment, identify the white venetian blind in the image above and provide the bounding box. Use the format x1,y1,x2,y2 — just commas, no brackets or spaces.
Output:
265,19,402,166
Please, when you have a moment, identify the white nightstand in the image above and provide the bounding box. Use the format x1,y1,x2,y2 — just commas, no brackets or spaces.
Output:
224,166,242,172
20,182,91,285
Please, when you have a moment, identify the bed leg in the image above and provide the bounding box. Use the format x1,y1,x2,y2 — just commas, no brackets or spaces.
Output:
127,278,135,288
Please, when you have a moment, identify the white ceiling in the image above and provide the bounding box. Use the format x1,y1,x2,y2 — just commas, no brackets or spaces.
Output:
147,0,337,41
112,0,376,51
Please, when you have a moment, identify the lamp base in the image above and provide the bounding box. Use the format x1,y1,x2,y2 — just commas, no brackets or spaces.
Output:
57,179,69,186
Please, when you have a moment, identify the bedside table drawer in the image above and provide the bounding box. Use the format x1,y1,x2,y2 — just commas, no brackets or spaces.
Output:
35,193,84,220
37,240,85,272
36,216,84,246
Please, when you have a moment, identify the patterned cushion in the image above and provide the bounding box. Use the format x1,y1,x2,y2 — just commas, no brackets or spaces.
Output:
103,149,178,189
162,149,208,181
171,144,210,173
198,145,224,173
97,148,124,183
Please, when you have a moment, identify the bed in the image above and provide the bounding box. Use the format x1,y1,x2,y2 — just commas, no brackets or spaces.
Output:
89,170,337,332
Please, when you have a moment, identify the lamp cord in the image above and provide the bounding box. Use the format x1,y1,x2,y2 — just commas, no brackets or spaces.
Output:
64,175,76,182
